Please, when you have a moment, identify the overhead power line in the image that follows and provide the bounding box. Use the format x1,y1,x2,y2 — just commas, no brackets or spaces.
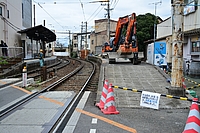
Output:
87,5,104,23
112,0,119,9
79,0,86,21
33,0,65,29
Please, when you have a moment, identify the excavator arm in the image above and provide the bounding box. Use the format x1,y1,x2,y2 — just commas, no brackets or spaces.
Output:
113,15,129,50
113,13,138,52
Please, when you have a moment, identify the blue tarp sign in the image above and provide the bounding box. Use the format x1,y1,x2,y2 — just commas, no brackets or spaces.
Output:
140,91,161,109
154,42,167,66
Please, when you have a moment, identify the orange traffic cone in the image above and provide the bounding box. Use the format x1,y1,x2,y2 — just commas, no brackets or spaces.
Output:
96,79,109,109
101,83,119,115
182,98,200,133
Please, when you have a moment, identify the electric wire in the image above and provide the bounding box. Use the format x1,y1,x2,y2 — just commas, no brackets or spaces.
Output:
79,0,86,22
33,0,67,30
112,0,119,9
87,5,103,23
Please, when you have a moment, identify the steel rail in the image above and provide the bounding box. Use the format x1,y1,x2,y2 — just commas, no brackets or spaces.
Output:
51,60,95,133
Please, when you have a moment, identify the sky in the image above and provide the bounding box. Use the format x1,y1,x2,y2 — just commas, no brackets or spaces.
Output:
32,0,172,44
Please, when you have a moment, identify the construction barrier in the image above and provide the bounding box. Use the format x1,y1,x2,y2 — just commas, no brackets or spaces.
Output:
112,85,200,104
182,98,200,133
185,78,200,85
184,77,200,90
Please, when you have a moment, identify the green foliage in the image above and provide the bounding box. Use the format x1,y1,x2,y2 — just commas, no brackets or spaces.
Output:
136,13,158,52
71,52,78,58
0,57,8,65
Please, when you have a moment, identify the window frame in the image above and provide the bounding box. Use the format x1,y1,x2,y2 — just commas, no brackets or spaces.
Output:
7,10,9,18
0,6,2,16
191,41,200,52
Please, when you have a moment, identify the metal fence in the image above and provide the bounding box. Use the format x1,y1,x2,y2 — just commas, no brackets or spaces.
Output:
0,47,24,59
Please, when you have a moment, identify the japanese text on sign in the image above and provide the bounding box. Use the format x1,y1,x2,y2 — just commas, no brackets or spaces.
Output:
140,91,161,109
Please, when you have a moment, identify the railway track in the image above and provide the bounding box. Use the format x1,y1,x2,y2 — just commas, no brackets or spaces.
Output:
0,57,100,132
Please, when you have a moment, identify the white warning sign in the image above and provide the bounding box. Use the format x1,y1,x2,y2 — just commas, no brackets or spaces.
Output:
140,91,161,109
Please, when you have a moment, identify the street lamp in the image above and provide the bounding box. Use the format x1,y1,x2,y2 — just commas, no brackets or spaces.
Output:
149,1,162,64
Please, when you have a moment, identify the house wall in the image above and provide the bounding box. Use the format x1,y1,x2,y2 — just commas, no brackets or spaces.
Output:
156,0,200,76
90,19,117,54
157,18,172,39
0,0,22,47
0,0,32,47
22,0,32,28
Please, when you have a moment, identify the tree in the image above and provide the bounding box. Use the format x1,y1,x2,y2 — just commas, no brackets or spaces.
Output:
136,13,158,52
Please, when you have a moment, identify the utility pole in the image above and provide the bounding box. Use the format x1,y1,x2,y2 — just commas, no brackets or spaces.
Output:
107,0,110,41
90,0,111,41
168,0,185,96
33,4,36,27
104,0,111,41
80,22,84,50
85,22,87,57
69,30,71,56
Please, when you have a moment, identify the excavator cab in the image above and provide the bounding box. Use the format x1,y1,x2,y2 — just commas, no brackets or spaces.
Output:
102,13,140,65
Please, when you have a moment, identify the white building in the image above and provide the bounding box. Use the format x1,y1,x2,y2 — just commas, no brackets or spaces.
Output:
156,0,200,76
0,0,32,47
0,0,32,59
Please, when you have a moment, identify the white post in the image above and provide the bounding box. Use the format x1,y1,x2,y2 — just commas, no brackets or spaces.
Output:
22,66,27,88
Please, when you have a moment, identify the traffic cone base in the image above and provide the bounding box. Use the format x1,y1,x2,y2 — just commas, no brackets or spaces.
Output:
101,105,119,115
101,83,119,115
96,101,105,109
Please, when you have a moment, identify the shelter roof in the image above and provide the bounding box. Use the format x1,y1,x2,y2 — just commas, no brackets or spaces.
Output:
18,25,56,43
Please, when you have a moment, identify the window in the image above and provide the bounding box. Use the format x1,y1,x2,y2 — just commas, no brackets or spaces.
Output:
74,44,78,47
22,3,24,19
91,40,94,45
0,7,2,16
74,36,77,40
7,10,9,18
192,41,200,52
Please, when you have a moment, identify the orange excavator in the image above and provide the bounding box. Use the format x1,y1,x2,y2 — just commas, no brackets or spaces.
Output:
102,13,140,64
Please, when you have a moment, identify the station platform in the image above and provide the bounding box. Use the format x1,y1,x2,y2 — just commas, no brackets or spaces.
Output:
0,78,30,112
0,87,75,133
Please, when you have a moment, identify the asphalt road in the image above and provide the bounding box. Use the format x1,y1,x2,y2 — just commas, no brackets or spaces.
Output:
74,92,190,133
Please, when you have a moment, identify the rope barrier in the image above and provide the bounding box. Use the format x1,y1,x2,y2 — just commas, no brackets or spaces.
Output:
164,73,200,89
163,73,200,89
112,85,200,104
184,77,200,90
184,77,199,85
186,85,200,90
